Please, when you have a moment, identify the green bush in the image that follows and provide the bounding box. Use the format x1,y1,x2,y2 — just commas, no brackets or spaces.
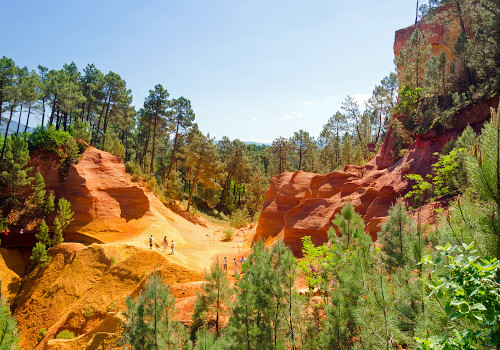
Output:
28,126,71,154
222,228,234,242
56,330,75,339
229,208,250,228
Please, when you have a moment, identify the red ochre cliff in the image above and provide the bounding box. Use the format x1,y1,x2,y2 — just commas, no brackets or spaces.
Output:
254,10,499,255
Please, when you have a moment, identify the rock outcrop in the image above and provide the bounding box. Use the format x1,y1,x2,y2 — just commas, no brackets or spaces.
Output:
11,243,203,350
255,96,499,256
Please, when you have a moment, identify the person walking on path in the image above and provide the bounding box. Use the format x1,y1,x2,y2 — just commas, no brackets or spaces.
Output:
171,240,175,254
234,258,239,275
149,235,153,250
19,229,23,235
3,229,8,236
162,236,168,251
223,257,228,272
239,256,246,272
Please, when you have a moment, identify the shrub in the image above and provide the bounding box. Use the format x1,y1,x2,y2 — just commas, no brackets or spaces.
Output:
82,306,94,318
229,208,250,228
28,126,71,154
70,119,91,145
56,330,75,339
222,228,234,242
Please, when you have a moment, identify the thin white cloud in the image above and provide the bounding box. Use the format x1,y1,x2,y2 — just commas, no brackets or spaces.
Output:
293,112,303,118
280,115,294,120
303,100,318,106
250,117,259,121
353,93,371,107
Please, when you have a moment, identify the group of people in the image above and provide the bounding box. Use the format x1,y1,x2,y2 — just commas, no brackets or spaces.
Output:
149,235,174,254
223,255,246,275
3,228,23,235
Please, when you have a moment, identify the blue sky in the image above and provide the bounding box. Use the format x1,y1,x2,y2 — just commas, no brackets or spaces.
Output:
2,0,416,143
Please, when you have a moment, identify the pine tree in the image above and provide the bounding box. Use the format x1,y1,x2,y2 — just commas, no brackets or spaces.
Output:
52,218,63,246
56,198,74,229
121,274,190,350
35,220,51,246
192,259,233,338
30,242,49,266
0,297,19,349
329,202,365,248
379,203,415,270
465,101,500,257
32,172,47,210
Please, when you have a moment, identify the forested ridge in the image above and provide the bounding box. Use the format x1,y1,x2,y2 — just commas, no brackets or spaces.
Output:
0,0,500,348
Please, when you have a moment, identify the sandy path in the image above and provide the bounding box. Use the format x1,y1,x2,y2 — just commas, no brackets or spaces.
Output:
112,190,255,272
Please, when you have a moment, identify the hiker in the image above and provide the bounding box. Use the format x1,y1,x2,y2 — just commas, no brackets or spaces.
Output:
234,258,239,275
162,236,168,250
223,257,228,272
171,240,175,254
19,229,23,235
149,235,153,250
3,229,8,236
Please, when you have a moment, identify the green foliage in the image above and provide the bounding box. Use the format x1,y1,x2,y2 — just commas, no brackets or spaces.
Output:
30,242,49,266
225,241,299,349
59,136,80,179
192,259,232,338
56,330,75,339
418,243,500,349
103,131,125,157
70,118,91,144
0,134,32,196
0,298,19,350
121,274,190,349
222,228,234,242
392,119,413,161
229,208,250,228
52,218,63,246
379,203,415,269
56,198,74,229
32,172,47,210
298,236,333,290
329,202,365,248
405,174,433,208
28,125,71,154
431,150,463,197
35,220,51,246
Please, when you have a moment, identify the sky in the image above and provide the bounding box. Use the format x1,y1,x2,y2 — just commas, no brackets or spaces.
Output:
2,0,417,144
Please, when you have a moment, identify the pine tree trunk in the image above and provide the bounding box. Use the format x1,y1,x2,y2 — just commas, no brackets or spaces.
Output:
49,97,57,126
150,116,158,173
187,171,199,213
166,124,180,185
24,105,31,133
141,120,152,167
1,103,16,160
16,104,23,134
41,98,46,128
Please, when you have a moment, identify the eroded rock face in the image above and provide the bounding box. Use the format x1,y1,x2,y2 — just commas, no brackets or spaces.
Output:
10,243,203,350
255,97,498,256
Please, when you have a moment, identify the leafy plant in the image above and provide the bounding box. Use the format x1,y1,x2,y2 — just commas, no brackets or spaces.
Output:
222,228,234,242
56,330,75,339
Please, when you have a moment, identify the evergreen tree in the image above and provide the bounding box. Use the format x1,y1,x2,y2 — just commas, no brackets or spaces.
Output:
0,297,19,349
32,172,47,211
121,274,190,350
396,29,432,89
35,220,51,246
379,203,415,270
30,242,49,266
329,202,365,248
0,134,32,197
183,132,222,212
55,198,74,229
192,259,232,338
